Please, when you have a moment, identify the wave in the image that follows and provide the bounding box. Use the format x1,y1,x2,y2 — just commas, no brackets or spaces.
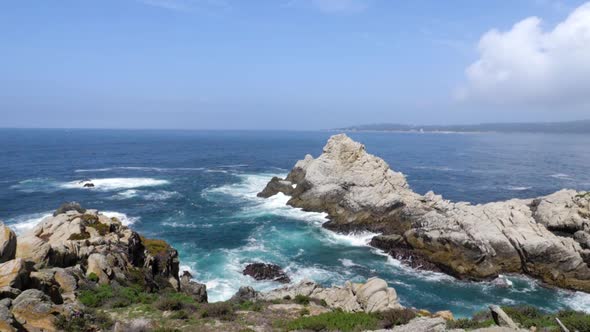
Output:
505,186,532,191
339,258,361,267
110,189,181,201
569,291,590,313
550,173,571,179
413,166,459,172
101,211,139,226
162,221,213,228
5,211,52,235
61,178,169,191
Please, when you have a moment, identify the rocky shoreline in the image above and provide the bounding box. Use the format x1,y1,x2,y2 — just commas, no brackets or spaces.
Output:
258,134,590,292
1,201,588,331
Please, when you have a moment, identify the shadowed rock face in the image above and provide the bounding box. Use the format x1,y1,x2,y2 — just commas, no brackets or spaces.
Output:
258,133,590,292
243,263,291,284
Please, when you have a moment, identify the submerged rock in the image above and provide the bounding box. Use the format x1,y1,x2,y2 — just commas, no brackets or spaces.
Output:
243,263,291,283
259,134,590,292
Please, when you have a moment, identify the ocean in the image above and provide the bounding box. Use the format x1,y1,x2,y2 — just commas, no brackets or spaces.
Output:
1,128,590,317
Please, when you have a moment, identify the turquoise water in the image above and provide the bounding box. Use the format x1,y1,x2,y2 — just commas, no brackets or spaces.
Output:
2,129,590,317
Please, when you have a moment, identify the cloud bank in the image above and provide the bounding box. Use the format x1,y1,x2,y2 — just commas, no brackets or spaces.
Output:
457,2,590,108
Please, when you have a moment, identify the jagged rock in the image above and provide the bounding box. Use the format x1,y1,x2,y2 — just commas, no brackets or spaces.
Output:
0,222,17,263
0,258,31,290
260,277,402,313
489,305,519,329
12,289,61,332
180,271,208,303
259,134,590,291
433,310,454,321
143,237,180,290
231,286,258,302
575,231,590,249
53,201,86,216
30,269,63,304
257,177,294,198
83,182,95,188
0,286,21,299
87,253,113,284
0,298,17,332
243,263,291,283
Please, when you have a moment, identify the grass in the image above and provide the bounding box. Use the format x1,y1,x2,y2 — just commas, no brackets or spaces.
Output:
87,272,99,282
238,300,263,312
199,302,235,321
281,311,379,332
87,221,110,236
375,308,417,329
55,309,113,332
142,236,171,256
293,294,310,306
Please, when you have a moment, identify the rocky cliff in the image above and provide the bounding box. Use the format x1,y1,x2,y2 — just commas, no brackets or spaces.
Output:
258,134,590,292
0,203,206,332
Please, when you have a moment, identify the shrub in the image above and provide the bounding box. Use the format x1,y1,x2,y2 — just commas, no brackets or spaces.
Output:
446,318,494,329
557,310,590,331
81,214,99,223
299,308,310,316
54,309,113,331
79,284,156,308
141,237,170,256
87,221,110,236
68,231,90,240
283,295,291,300
156,298,184,311
87,272,99,283
294,294,310,306
238,300,262,312
170,310,190,320
283,311,379,332
200,302,235,320
377,308,417,328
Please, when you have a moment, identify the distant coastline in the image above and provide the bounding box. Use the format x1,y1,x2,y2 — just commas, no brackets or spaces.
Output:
337,120,590,134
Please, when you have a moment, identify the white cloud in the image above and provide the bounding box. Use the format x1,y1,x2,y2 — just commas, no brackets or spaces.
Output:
286,0,368,14
456,2,590,108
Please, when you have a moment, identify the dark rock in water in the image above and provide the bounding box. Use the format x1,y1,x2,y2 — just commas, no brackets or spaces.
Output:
257,177,294,198
180,270,207,303
243,263,291,283
230,286,258,302
53,202,86,216
83,182,95,188
369,234,404,251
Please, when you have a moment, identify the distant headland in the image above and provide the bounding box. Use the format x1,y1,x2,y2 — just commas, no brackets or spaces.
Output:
337,119,590,134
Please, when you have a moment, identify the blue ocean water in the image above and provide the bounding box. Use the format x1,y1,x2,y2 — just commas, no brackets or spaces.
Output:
1,129,590,317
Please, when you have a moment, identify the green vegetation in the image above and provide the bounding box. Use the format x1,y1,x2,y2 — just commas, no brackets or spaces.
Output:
68,231,90,240
299,308,310,316
375,308,417,329
199,302,235,320
294,294,310,305
55,309,113,332
87,221,110,235
238,300,263,312
87,272,99,282
141,236,170,256
576,192,590,199
282,311,379,332
81,214,99,223
446,306,590,331
79,284,156,308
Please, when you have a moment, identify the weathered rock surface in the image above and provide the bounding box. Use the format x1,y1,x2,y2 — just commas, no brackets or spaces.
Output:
243,262,291,283
180,271,208,303
259,134,590,291
0,258,31,290
0,222,17,263
259,277,402,313
11,289,61,332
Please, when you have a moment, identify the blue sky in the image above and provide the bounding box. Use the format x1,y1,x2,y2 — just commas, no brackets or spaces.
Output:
1,0,589,129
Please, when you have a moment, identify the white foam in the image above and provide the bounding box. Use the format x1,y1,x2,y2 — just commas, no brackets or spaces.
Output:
506,186,531,191
339,258,360,267
61,178,169,191
101,211,139,226
550,173,571,179
568,291,590,313
5,212,52,235
323,230,377,247
111,189,180,201
162,221,212,228
75,166,205,172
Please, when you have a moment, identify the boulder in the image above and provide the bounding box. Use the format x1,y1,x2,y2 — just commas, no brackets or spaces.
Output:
12,289,60,332
0,286,21,299
83,182,95,188
29,269,63,304
53,201,86,216
0,222,16,263
489,305,519,329
433,310,454,321
0,298,17,332
179,271,207,303
0,258,31,290
243,263,291,283
231,286,258,302
87,253,113,284
259,134,590,292
257,177,294,198
370,317,446,332
260,277,402,313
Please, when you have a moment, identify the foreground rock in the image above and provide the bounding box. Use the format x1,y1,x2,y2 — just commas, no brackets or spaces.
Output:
259,134,590,292
260,277,402,313
243,262,291,283
0,222,17,263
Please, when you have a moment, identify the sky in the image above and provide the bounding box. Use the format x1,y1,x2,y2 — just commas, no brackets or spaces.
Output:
1,0,589,130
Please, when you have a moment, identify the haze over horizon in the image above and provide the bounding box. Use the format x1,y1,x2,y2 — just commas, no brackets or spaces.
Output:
2,0,590,130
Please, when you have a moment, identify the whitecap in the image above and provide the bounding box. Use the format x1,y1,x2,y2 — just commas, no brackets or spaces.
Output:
75,166,205,172
101,211,139,226
162,222,212,228
323,230,377,247
111,189,180,201
550,173,571,179
568,291,590,313
60,178,169,191
5,211,52,235
339,258,360,267
505,186,531,191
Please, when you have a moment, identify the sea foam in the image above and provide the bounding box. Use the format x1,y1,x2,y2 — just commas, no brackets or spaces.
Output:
61,178,169,191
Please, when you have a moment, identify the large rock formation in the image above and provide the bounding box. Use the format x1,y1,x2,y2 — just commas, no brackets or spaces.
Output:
0,222,17,263
259,277,402,313
259,134,590,292
0,203,207,331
